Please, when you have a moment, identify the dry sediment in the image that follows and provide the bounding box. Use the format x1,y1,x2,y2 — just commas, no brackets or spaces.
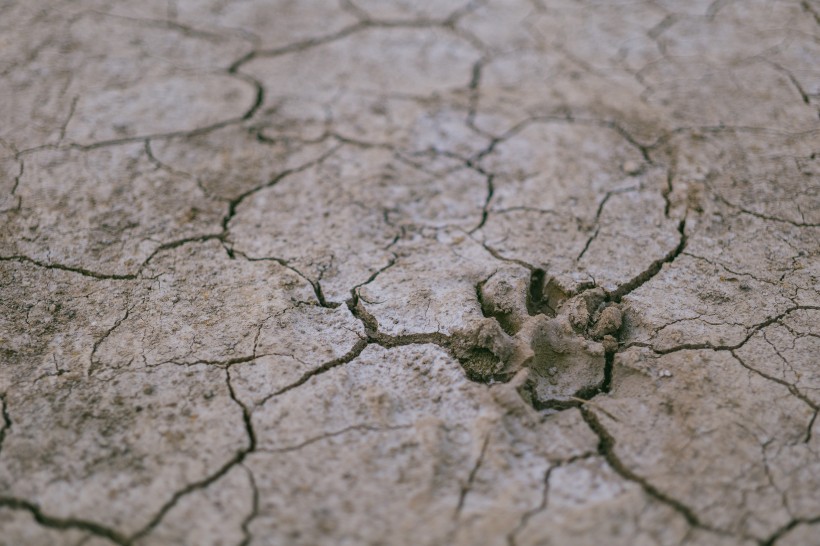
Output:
1,1,819,545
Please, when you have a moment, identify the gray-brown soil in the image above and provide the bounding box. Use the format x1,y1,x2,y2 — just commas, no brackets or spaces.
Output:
1,1,819,545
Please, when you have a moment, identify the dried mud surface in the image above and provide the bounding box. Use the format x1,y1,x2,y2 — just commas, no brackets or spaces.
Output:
1,1,819,545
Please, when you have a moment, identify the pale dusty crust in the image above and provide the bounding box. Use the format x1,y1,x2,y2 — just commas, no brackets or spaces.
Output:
1,1,819,545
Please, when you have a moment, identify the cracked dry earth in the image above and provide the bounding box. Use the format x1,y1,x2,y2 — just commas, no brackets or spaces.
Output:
1,1,820,546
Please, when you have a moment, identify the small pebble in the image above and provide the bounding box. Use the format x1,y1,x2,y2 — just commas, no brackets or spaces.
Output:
622,160,642,176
